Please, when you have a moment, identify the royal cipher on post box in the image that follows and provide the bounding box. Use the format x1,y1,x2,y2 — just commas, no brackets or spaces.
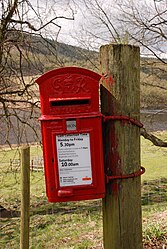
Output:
36,67,105,202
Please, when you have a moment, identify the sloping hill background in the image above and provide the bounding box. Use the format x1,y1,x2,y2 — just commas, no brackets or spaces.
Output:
9,34,167,109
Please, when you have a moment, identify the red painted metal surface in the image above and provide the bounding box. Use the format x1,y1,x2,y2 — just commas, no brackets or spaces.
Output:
103,115,143,128
36,67,105,202
106,166,145,183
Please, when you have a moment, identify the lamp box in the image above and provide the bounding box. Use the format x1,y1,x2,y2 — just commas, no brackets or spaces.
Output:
36,67,105,202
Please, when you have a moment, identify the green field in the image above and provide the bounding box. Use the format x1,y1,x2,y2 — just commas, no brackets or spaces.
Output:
0,132,167,248
141,131,167,181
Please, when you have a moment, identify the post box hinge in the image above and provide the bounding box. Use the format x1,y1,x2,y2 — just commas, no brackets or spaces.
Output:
105,166,145,183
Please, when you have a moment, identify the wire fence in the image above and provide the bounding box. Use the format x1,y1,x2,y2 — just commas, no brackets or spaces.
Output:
9,157,44,172
0,142,166,249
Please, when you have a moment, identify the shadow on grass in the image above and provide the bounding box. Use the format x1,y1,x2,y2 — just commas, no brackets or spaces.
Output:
31,178,167,216
30,199,102,216
1,179,166,218
141,178,167,205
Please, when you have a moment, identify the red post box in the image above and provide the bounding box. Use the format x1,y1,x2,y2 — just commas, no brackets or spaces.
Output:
36,67,105,202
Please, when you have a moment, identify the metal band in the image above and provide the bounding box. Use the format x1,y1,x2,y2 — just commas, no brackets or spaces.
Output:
103,115,143,128
106,166,145,183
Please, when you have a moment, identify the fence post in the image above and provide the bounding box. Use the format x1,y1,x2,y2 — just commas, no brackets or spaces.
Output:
100,44,142,249
31,159,33,172
10,159,12,171
20,146,30,249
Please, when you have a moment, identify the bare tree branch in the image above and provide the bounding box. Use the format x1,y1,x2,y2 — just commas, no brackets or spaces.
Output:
130,33,167,64
0,0,75,146
9,15,74,31
141,128,167,147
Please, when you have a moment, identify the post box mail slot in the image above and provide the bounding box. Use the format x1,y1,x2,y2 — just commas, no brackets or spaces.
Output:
36,67,105,202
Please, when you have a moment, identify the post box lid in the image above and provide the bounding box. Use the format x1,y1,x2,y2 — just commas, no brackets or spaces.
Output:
36,67,101,116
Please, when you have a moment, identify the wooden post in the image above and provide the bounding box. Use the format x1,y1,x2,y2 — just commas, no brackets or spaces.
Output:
20,146,30,249
100,44,142,249
31,159,33,172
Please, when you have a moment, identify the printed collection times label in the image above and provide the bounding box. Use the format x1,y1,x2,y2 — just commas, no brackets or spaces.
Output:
56,133,92,187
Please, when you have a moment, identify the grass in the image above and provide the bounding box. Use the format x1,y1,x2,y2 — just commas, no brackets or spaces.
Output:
141,131,167,181
29,204,103,249
1,200,103,249
142,207,167,248
0,131,167,248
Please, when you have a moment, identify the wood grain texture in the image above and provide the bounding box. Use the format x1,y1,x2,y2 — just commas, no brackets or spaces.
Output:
100,44,142,249
20,146,30,249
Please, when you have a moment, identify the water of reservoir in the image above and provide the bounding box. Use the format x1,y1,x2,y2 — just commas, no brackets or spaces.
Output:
0,109,167,145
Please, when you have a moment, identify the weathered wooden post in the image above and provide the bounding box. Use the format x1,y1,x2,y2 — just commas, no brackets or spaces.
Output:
20,146,30,249
100,44,142,249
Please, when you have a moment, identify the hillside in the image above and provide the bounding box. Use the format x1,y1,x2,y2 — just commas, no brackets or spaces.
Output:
8,34,167,109
19,34,99,73
140,58,167,108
